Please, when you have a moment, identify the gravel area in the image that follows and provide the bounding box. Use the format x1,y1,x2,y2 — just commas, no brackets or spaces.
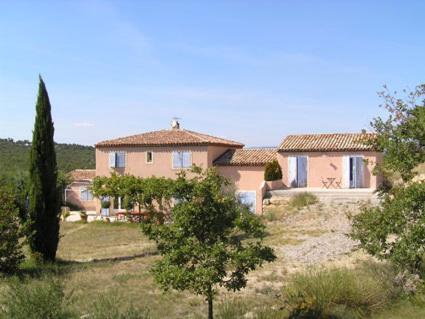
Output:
279,202,362,266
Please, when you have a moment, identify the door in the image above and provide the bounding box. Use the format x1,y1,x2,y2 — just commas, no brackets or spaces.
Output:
297,156,308,187
237,191,256,213
349,156,364,188
288,156,308,188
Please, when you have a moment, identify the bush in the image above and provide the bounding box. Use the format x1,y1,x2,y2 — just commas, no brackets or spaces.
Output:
283,263,401,319
264,160,283,181
0,186,24,274
352,182,425,275
288,192,318,209
101,200,111,209
88,294,150,319
0,278,75,319
216,300,249,319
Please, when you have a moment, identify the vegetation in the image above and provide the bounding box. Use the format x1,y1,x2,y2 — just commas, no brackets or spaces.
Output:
28,76,61,262
283,263,401,319
264,160,283,181
93,167,276,319
142,167,276,319
0,279,73,319
0,138,95,178
0,185,24,274
352,182,425,275
288,192,318,210
372,84,425,184
352,84,425,276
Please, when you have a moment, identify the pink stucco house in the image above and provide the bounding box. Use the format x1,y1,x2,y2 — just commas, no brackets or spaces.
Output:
67,121,382,216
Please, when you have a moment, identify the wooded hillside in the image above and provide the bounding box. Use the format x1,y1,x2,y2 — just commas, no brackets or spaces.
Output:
0,138,95,177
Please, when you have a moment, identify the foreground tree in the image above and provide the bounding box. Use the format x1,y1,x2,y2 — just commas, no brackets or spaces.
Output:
0,185,24,273
27,76,61,261
352,84,425,276
142,167,276,319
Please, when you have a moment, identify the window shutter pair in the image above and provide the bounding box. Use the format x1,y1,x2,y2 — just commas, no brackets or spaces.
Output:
109,151,126,168
172,151,192,168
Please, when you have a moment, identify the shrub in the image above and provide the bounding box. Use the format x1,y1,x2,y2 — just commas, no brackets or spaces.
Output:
352,182,425,275
0,186,24,274
264,160,282,181
283,263,401,319
0,278,75,319
101,200,111,209
288,192,318,209
88,294,150,319
216,300,249,319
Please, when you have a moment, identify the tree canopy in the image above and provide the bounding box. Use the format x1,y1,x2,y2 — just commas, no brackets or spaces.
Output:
352,84,425,276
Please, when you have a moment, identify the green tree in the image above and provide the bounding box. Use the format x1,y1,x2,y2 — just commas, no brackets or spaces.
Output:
372,84,425,186
0,185,24,274
352,84,425,276
27,76,61,261
142,167,276,319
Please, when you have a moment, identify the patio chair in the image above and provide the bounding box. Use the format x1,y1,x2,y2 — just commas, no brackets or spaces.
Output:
321,177,330,189
335,178,342,189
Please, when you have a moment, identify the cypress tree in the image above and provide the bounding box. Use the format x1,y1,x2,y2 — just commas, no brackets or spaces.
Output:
28,76,61,261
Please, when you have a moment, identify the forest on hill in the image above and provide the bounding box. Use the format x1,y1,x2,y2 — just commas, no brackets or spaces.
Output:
0,138,95,178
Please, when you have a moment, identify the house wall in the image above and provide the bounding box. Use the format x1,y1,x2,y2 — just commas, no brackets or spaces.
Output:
216,166,265,214
277,151,383,189
66,181,96,212
96,145,213,178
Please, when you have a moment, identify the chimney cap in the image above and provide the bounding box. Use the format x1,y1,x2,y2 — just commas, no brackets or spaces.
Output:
171,118,180,130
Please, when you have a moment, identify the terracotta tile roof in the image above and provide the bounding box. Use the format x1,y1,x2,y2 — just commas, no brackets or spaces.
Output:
214,148,277,166
96,129,244,148
278,133,377,152
69,169,96,181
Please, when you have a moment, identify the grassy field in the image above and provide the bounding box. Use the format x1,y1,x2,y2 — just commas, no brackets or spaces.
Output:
1,200,424,318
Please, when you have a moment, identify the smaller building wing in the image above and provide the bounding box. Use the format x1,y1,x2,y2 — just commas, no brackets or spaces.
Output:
69,169,96,181
214,148,277,166
278,133,377,152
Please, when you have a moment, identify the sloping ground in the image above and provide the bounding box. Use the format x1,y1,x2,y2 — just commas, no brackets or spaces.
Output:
241,199,374,295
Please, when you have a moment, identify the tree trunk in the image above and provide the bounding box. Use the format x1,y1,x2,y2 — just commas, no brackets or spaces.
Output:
208,295,213,319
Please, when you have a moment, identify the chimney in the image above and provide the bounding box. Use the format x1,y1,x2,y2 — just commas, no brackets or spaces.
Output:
171,119,180,130
361,129,367,134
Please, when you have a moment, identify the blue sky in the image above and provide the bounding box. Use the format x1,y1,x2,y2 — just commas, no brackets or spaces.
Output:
0,1,424,146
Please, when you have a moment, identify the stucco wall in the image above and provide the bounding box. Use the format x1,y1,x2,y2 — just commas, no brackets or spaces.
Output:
217,166,265,214
277,151,382,189
96,145,212,178
66,182,96,212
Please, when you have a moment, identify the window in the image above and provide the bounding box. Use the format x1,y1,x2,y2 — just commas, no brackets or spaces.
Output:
80,187,93,201
113,197,122,210
146,151,153,163
172,151,192,169
109,151,126,168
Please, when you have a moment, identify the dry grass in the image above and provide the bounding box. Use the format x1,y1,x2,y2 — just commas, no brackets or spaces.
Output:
1,200,418,318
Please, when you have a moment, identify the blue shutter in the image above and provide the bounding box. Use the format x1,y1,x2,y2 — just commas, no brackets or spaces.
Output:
109,152,116,168
183,152,192,168
172,151,180,168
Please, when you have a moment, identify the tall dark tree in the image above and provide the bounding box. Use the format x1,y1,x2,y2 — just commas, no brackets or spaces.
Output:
28,76,61,261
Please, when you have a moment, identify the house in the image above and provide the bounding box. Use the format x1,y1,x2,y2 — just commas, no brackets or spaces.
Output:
65,169,96,212
277,133,382,189
65,121,382,217
95,120,270,214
